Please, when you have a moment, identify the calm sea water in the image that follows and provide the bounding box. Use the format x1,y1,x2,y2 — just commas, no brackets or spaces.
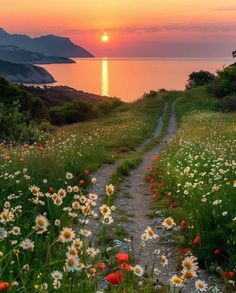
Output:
41,58,233,102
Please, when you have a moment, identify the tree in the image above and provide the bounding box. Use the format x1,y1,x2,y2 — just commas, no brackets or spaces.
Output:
186,70,215,89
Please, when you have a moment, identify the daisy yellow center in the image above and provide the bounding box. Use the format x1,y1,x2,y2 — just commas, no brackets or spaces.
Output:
173,276,182,284
37,219,45,226
135,268,141,273
67,259,75,267
165,219,172,225
183,261,192,270
64,231,72,239
184,271,194,279
198,282,204,289
148,229,154,236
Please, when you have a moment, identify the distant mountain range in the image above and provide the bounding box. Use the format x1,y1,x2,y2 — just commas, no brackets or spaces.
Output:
0,28,94,83
0,59,55,83
0,45,75,64
0,28,93,58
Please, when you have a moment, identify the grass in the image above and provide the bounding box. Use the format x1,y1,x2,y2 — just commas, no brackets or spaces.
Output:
149,87,236,279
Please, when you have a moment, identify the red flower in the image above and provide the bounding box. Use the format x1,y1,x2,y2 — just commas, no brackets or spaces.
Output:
79,179,85,185
49,187,54,194
0,282,9,291
153,156,159,161
184,248,191,255
149,186,154,192
193,236,200,245
116,253,129,262
149,178,155,184
19,157,25,162
157,182,164,189
119,263,132,272
223,271,234,279
180,221,187,230
83,169,90,175
213,249,220,255
229,271,234,278
106,271,123,285
98,263,106,271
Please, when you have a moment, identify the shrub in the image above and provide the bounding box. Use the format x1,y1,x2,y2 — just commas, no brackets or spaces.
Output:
221,95,236,111
186,70,215,89
49,99,97,125
208,66,236,98
0,101,37,143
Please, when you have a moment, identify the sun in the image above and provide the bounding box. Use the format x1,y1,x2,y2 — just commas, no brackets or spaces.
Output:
101,33,109,43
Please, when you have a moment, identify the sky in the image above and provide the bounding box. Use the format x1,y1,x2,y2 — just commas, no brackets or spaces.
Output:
1,0,236,57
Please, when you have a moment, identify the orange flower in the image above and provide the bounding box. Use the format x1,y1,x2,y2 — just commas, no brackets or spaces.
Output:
4,156,10,160
106,271,123,285
119,263,131,272
0,282,9,291
116,253,129,263
98,263,106,271
19,157,25,162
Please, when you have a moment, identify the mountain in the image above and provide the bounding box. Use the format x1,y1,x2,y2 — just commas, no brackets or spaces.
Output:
0,59,55,83
0,28,94,58
0,45,75,64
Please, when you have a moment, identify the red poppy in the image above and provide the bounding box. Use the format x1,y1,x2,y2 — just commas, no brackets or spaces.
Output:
157,182,164,189
49,187,54,194
83,169,90,175
119,263,132,272
213,249,220,255
116,253,129,262
184,248,191,255
180,221,187,230
149,186,154,192
98,262,106,271
153,155,159,161
149,178,155,184
228,272,234,278
193,236,200,245
106,271,123,285
0,282,9,291
79,179,85,185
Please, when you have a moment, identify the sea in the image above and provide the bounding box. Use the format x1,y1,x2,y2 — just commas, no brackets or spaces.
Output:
40,57,233,102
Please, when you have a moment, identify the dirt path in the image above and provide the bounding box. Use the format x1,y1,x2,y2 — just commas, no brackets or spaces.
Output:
114,101,178,271
87,103,167,236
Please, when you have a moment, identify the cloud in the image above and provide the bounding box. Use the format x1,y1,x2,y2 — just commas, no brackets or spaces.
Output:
65,23,236,35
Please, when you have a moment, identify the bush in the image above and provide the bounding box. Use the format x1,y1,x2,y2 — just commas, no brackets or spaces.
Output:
0,102,38,143
208,66,236,98
186,70,215,89
221,95,236,111
49,99,97,125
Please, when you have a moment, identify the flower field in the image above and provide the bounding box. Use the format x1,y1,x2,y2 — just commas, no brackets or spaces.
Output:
149,111,236,290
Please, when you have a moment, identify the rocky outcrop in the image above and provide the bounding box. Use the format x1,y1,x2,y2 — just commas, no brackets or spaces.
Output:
0,59,55,83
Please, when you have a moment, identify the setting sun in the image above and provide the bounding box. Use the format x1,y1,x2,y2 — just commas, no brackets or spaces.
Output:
101,33,109,43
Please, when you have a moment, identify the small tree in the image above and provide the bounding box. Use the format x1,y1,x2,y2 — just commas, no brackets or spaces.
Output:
186,70,215,89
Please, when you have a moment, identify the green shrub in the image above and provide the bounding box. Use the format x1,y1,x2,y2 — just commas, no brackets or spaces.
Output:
186,70,215,89
0,102,37,143
221,95,236,111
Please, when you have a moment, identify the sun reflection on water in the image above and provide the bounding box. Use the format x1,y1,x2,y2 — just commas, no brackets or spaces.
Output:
101,58,109,96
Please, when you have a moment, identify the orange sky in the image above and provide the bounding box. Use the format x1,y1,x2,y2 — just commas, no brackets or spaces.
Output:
1,0,236,57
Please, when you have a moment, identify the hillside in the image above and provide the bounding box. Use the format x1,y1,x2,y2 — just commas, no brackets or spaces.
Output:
0,59,55,83
0,28,94,58
0,45,75,64
19,85,114,107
